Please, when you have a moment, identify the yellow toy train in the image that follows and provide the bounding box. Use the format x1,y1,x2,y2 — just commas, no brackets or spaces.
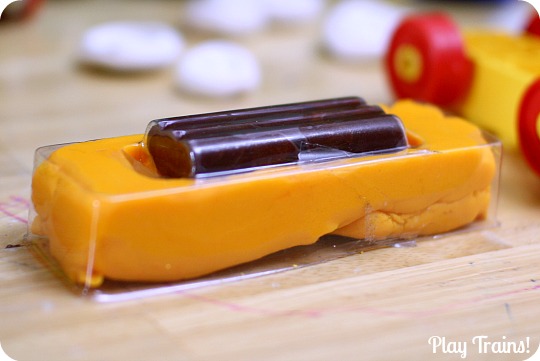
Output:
385,11,540,176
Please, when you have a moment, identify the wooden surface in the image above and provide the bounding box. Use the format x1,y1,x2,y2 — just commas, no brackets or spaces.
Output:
1,1,540,360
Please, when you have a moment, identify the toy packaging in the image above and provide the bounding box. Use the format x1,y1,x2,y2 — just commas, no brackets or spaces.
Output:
25,98,501,301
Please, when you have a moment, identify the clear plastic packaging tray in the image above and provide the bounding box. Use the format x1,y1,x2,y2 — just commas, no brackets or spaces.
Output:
23,129,502,302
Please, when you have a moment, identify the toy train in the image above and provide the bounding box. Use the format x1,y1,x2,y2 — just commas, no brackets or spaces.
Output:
385,11,540,176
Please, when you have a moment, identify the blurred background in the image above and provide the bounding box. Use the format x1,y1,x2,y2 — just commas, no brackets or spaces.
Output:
0,0,536,173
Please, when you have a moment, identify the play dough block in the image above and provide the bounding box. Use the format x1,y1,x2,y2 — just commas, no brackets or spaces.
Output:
27,99,500,289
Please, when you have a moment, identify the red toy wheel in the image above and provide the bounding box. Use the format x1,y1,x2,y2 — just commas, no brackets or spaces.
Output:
518,79,540,177
385,13,473,107
525,10,540,37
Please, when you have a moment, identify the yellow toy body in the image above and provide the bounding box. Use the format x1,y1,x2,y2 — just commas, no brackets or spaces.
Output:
462,31,540,148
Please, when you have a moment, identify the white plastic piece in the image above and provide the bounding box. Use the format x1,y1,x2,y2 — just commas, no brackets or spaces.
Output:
322,0,408,61
263,0,326,24
185,0,269,36
176,40,261,97
78,21,184,71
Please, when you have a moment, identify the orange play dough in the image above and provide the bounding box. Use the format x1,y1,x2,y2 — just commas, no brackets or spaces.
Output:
30,100,497,287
